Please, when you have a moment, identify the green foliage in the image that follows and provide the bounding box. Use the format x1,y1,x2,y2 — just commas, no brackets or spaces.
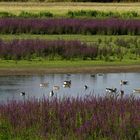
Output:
67,10,139,18
0,118,42,140
0,119,12,140
19,11,53,18
0,12,15,17
0,11,53,18
14,127,42,140
0,10,139,18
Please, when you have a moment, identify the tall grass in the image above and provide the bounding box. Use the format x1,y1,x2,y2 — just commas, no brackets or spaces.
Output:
0,96,140,140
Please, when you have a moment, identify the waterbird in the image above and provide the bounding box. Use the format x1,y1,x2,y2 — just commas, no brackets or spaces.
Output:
50,90,54,97
106,88,117,93
53,85,60,91
66,74,71,76
120,90,124,97
106,88,119,98
133,88,140,93
63,80,71,85
63,80,71,88
84,85,88,90
63,84,71,88
90,74,96,77
120,80,128,85
40,82,49,87
20,92,26,96
98,73,104,76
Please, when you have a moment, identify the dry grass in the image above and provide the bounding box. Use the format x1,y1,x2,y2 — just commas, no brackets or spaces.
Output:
0,2,140,15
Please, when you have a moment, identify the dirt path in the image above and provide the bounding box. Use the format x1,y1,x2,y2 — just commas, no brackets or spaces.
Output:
0,65,140,75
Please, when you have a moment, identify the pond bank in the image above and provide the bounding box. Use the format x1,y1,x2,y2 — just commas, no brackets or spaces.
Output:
0,65,140,75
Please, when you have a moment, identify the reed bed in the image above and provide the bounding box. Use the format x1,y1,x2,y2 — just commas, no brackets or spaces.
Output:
0,96,140,140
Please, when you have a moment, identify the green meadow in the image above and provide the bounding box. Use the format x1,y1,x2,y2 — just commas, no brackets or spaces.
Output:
0,34,139,41
0,2,139,69
0,2,140,16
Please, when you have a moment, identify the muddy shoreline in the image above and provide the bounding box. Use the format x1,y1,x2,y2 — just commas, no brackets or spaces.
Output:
0,65,140,75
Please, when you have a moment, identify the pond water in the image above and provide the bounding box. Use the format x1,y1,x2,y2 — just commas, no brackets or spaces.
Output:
0,73,140,102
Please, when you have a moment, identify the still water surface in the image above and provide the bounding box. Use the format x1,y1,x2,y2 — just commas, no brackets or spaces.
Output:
0,73,140,102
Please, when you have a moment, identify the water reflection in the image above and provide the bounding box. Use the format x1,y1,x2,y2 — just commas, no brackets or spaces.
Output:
0,73,140,102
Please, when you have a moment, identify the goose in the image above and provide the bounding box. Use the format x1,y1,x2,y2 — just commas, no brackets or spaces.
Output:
53,85,60,91
66,74,71,76
20,92,26,96
63,80,71,85
90,74,96,77
133,89,140,93
63,84,71,88
98,73,104,76
120,80,128,85
106,88,117,93
84,85,88,90
50,90,54,97
120,90,124,97
40,82,49,87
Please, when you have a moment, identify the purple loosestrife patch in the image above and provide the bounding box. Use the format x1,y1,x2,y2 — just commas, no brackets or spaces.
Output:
0,96,140,139
0,39,99,60
0,18,139,35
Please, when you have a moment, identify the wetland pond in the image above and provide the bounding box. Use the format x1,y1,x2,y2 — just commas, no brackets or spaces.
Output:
0,73,140,102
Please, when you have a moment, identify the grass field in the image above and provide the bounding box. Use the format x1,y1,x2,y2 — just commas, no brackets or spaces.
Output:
0,59,140,68
0,34,139,42
0,59,140,75
0,2,140,16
